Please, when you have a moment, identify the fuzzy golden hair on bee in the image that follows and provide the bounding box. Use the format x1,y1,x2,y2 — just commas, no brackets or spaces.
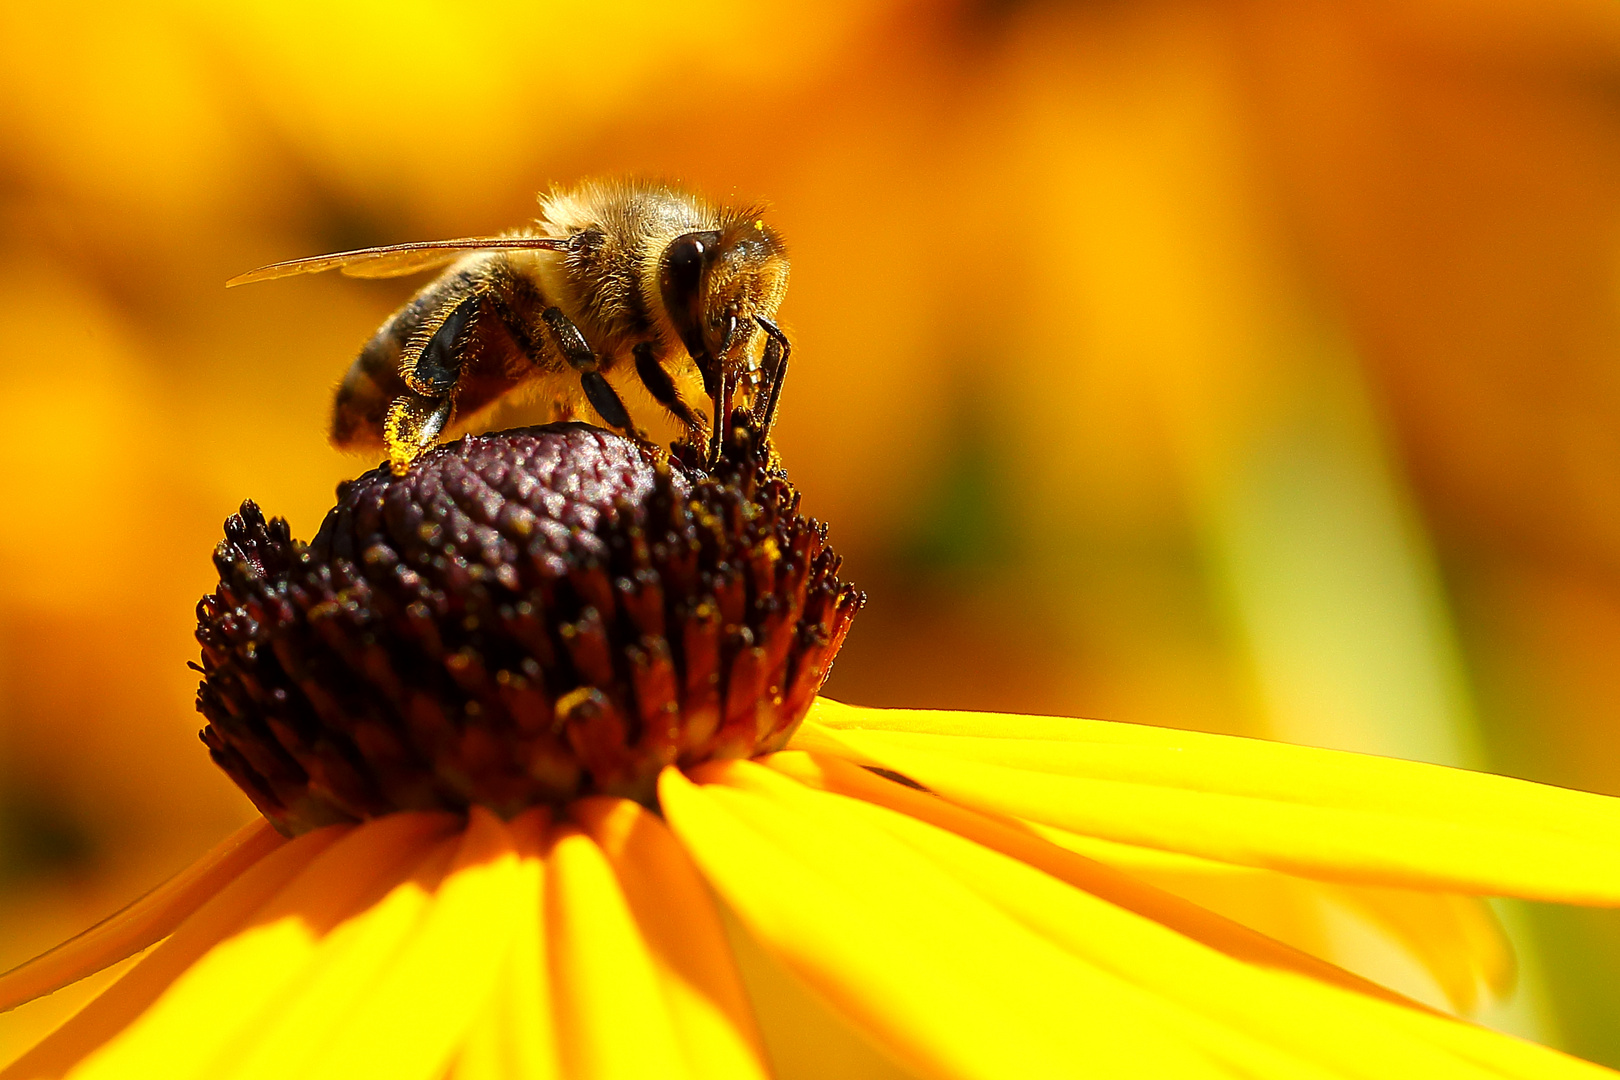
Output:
708,210,790,331
229,178,795,474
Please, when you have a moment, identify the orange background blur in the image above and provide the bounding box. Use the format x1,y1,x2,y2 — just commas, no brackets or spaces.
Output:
4,0,1620,1065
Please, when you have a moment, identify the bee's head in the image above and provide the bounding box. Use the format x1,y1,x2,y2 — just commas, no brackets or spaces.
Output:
658,215,789,369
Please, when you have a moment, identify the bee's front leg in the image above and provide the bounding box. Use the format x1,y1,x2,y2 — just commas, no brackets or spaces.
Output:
752,316,791,440
541,307,644,439
708,367,736,471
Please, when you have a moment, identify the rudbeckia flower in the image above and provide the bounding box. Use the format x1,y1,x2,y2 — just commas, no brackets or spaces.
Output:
4,420,1620,1080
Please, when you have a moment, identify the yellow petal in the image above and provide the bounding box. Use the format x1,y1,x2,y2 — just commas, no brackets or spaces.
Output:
1029,824,1513,1013
1329,885,1515,1013
62,812,458,1080
795,705,1620,902
763,750,1415,1009
573,794,770,1080
0,823,349,1080
295,807,536,1080
448,820,558,1080
715,908,918,1080
802,700,1620,840
701,761,1339,1079
802,698,1181,740
0,818,284,1014
545,824,691,1080
662,764,1225,1080
197,834,460,1080
709,759,1614,1080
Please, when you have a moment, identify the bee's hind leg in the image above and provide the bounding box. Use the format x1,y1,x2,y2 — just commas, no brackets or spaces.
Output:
540,307,644,440
384,290,483,473
383,391,454,475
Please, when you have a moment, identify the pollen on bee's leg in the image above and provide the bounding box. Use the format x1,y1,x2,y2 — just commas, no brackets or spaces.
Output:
193,415,863,833
382,392,454,474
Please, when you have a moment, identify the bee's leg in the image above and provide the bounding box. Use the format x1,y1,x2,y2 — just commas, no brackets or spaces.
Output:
383,392,454,474
696,349,719,402
708,367,736,471
333,288,456,451
540,306,644,438
383,291,482,472
752,316,791,439
632,342,707,435
402,292,480,399
683,344,729,466
581,371,637,434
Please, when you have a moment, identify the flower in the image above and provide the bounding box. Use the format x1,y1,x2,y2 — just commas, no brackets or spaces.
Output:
191,421,860,831
6,423,1620,1079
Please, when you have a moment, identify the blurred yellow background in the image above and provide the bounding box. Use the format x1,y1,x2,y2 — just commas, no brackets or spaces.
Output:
4,0,1620,1068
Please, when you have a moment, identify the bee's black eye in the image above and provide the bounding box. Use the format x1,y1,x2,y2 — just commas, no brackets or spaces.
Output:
660,231,718,307
659,231,721,360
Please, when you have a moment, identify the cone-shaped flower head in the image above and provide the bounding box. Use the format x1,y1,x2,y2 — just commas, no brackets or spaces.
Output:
194,418,864,834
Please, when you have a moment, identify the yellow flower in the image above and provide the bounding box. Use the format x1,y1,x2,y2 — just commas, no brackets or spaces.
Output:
4,696,1620,1079
8,421,1620,1079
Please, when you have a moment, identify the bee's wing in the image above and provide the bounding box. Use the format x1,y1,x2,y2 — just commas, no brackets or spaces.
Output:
226,236,569,287
335,248,477,280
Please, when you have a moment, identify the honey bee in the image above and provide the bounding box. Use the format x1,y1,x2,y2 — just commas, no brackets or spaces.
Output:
229,179,792,472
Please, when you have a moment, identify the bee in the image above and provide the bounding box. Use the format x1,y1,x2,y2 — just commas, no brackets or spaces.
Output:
228,179,792,473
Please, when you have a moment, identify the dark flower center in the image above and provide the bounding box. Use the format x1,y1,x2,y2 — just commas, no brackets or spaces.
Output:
194,419,863,835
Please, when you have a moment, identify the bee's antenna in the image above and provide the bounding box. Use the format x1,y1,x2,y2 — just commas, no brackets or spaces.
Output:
753,316,791,440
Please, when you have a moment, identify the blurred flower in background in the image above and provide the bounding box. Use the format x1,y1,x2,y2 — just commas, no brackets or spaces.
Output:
3,0,1620,1070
